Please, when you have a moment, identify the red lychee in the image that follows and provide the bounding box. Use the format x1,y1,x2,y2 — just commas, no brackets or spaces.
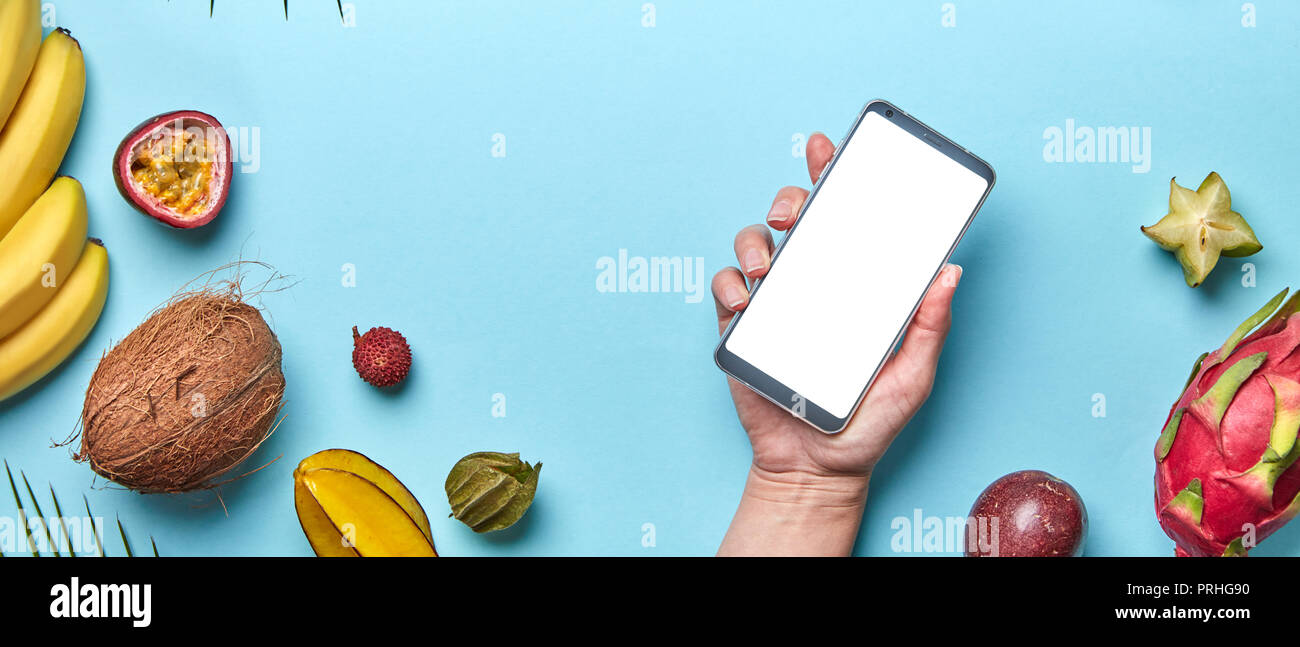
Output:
351,326,411,388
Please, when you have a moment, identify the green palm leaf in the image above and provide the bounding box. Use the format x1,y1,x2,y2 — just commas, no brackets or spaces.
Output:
5,461,36,556
2,461,156,557
21,471,58,556
49,485,74,558
83,495,104,557
201,1,348,22
117,516,134,557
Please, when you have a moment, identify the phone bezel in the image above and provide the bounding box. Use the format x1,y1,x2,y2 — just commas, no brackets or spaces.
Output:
713,99,996,433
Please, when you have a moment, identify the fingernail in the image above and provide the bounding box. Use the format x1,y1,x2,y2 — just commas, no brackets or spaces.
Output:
742,248,766,274
724,286,747,309
946,264,963,287
767,200,792,224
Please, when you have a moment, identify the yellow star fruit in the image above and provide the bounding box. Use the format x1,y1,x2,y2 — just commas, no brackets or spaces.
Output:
1142,172,1261,288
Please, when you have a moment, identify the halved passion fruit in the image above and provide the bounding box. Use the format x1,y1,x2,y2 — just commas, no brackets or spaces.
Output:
113,110,232,229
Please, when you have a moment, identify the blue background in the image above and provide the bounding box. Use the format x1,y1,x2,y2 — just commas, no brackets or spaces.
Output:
3,0,1299,556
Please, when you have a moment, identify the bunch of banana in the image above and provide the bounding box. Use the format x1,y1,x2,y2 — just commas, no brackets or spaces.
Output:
0,3,107,403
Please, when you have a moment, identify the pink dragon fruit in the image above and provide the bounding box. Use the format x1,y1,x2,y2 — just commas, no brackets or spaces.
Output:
1156,288,1300,556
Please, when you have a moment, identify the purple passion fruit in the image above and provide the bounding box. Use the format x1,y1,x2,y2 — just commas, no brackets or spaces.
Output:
113,110,232,229
964,470,1088,557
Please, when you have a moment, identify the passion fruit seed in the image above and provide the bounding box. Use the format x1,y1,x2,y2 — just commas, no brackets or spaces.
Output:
131,128,213,216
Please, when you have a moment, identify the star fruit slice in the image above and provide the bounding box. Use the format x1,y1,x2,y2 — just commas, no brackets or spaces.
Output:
1141,172,1261,288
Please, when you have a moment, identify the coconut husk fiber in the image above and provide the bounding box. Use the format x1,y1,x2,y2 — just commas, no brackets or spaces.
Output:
74,275,284,494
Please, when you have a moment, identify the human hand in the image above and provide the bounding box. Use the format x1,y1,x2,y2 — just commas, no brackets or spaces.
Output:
714,132,962,556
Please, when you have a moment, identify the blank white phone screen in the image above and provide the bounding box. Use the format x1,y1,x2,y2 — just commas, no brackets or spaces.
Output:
724,111,988,418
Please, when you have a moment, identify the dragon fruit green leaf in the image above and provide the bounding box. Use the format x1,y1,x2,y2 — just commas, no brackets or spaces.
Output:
1183,352,1208,393
1189,352,1267,430
1156,408,1185,462
1219,288,1287,361
1253,289,1300,343
1162,478,1204,526
1264,375,1300,458
1222,537,1247,557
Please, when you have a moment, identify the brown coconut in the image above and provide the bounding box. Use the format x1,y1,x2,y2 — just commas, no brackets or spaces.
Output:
75,281,284,493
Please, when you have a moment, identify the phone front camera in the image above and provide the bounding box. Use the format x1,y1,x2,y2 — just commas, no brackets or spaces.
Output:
885,109,894,117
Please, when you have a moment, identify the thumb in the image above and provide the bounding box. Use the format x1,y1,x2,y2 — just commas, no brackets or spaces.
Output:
893,264,961,386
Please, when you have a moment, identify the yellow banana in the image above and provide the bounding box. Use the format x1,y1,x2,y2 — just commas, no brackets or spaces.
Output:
0,176,87,339
0,0,41,131
0,238,107,402
0,27,84,238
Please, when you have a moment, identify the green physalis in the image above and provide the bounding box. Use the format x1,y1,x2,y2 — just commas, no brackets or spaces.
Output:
445,452,541,533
